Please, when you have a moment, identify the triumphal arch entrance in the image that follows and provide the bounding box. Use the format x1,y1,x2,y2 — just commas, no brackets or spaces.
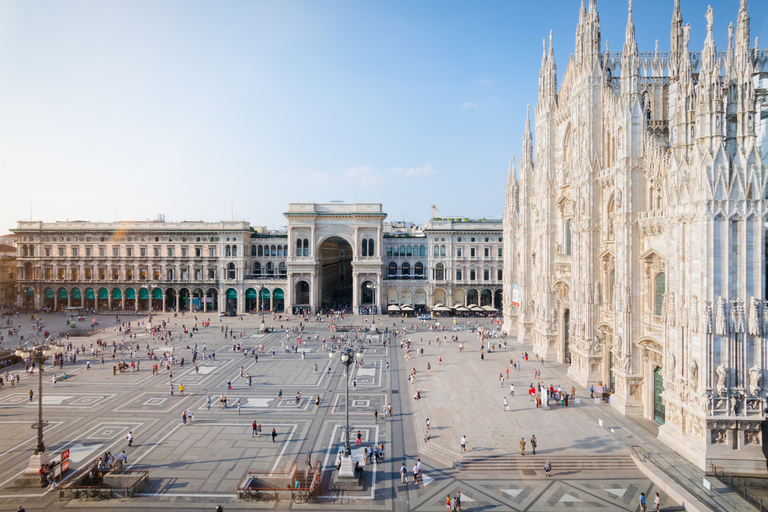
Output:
284,203,385,314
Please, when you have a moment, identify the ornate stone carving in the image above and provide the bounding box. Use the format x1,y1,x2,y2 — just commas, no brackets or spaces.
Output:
704,300,713,333
688,359,698,390
667,293,676,326
748,298,760,336
716,364,727,397
624,288,631,314
711,430,727,444
745,431,761,445
593,281,600,305
716,297,727,336
667,353,676,381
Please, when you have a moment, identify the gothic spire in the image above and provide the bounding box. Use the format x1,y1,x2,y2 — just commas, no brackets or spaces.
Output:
621,0,639,97
522,104,533,166
700,6,717,76
624,0,638,57
670,0,684,76
735,0,750,71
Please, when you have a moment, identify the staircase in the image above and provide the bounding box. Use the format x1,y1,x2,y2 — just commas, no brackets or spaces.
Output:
456,453,637,472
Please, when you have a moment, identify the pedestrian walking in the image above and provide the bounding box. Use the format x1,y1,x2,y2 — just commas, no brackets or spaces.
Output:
400,463,407,483
237,399,241,415
374,409,378,423
257,421,262,436
126,431,133,447
653,492,660,512
460,435,467,452
446,494,452,511
29,390,33,402
170,385,174,396
545,459,552,476
271,427,277,443
510,383,514,396
639,492,647,512
252,421,257,437
206,396,211,410
52,375,57,388
503,397,509,411
179,384,185,396
455,490,462,511
278,389,282,402
182,411,187,425
412,463,419,484
531,434,537,455
188,409,194,423
519,437,525,455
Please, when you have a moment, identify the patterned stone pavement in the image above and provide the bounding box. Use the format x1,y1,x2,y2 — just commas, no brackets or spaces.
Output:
0,311,680,511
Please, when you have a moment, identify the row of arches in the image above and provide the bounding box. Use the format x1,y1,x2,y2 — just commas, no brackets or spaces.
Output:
387,262,425,279
251,244,289,257
252,261,287,278
385,287,503,309
386,244,426,258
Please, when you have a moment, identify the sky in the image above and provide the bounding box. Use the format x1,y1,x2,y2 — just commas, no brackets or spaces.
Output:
1,0,767,233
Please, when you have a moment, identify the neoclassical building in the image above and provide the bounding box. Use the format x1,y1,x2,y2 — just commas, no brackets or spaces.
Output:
12,203,503,317
503,0,768,472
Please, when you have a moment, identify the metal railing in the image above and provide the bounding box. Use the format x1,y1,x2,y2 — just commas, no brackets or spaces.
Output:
631,445,718,511
58,457,149,501
708,464,768,512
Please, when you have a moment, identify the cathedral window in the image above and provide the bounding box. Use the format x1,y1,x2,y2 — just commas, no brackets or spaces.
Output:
654,273,665,316
607,198,615,239
565,219,572,256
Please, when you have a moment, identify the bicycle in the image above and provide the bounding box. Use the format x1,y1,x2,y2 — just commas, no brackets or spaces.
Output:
293,488,316,504
242,488,266,501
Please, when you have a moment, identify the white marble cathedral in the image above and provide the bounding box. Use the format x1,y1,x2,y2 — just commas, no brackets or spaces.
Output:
503,0,768,473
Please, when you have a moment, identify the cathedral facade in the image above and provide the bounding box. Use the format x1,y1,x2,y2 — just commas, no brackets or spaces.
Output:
503,0,768,473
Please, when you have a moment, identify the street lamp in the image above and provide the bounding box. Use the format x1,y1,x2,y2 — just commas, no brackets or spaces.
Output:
330,341,364,459
15,337,63,474
259,284,266,332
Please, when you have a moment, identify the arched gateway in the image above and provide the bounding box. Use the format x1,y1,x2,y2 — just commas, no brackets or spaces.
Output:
284,203,385,314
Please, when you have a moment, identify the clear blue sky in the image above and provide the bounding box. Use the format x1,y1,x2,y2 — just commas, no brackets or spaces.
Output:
1,0,766,232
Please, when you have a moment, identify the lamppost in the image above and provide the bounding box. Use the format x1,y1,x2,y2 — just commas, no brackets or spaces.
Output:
330,341,364,460
258,284,266,332
15,337,63,474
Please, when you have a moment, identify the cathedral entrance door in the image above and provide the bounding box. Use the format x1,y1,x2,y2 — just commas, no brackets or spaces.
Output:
653,367,665,424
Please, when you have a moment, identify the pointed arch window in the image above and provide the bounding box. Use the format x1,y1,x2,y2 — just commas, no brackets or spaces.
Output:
565,219,572,256
654,272,665,316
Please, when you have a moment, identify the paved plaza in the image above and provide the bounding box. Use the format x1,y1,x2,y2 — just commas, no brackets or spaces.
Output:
0,310,715,511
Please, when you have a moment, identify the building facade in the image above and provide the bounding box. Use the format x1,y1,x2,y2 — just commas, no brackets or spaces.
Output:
0,243,16,307
12,204,502,317
503,0,768,473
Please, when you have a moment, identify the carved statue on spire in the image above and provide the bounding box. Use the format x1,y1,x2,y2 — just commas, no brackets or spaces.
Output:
705,5,713,34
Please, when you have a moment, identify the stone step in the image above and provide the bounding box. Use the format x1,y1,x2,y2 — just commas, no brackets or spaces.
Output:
456,454,636,471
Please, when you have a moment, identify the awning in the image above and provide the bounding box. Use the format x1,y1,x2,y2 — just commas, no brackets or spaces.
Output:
26,287,35,296
434,303,445,308
401,305,414,311
482,305,498,312
99,288,109,299
58,288,68,299
139,288,150,299
433,306,451,312
387,305,401,312
453,303,463,309
471,306,484,312
72,288,82,300
44,288,54,299
125,288,136,300
226,288,237,299
456,306,470,312
245,289,257,299
260,289,270,299
273,288,284,299
153,288,164,299
85,288,95,299
112,288,122,299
